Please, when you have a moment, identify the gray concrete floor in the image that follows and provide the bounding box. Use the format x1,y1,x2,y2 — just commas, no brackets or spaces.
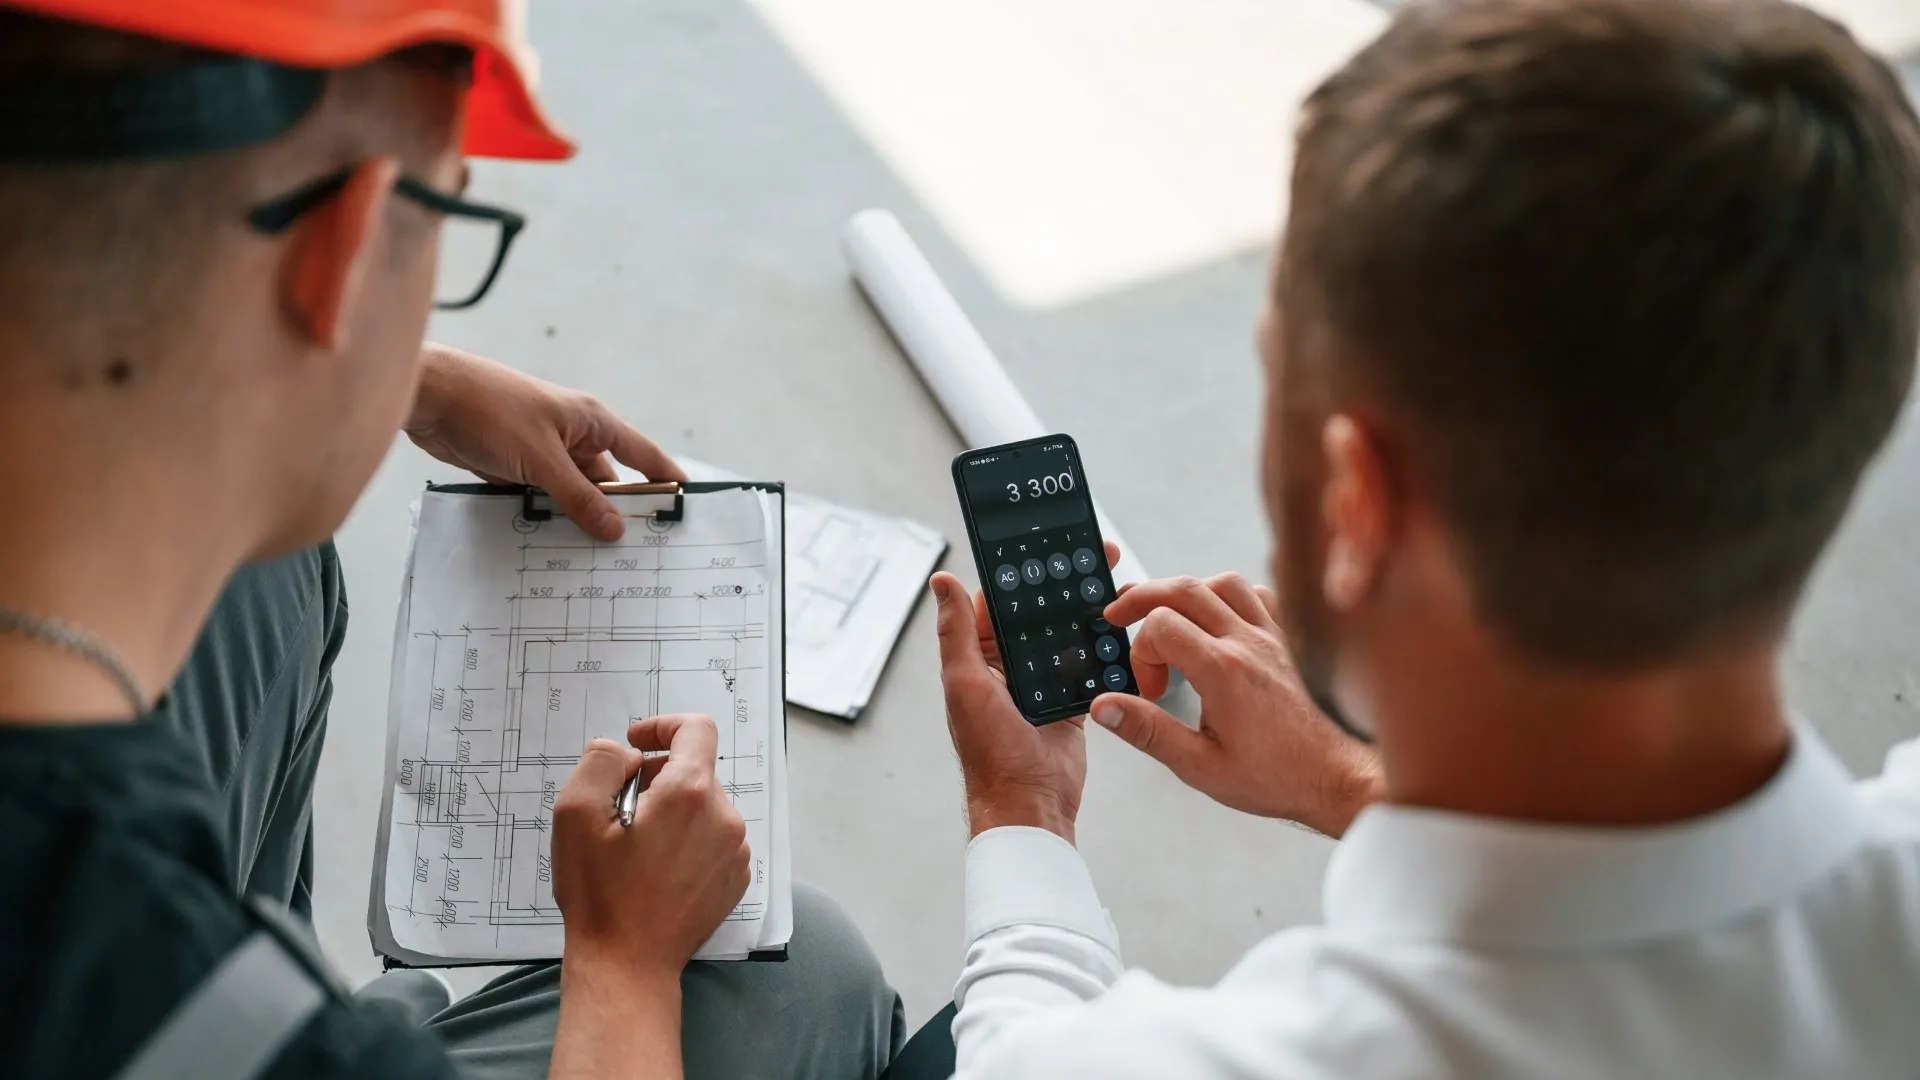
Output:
312,0,1920,1034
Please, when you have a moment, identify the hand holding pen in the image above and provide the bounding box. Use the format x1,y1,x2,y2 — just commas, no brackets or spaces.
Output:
615,768,645,826
550,714,753,975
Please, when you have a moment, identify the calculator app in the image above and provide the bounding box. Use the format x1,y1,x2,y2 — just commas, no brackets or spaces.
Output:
956,437,1135,722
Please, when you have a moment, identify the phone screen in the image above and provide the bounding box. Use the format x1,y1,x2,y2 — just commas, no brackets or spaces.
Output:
952,435,1136,723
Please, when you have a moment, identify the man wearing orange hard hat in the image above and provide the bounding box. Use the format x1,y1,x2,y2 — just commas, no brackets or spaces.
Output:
0,2,901,1078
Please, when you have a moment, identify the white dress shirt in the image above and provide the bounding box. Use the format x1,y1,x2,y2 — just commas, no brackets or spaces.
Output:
954,730,1920,1078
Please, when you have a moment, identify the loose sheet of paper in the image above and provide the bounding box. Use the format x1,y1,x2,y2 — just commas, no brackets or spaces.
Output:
377,487,786,962
785,496,945,717
668,459,947,718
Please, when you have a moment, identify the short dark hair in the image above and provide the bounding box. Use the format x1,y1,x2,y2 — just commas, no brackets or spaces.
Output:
1280,0,1920,664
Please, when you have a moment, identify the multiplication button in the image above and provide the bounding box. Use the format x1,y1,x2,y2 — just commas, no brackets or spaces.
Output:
1078,577,1105,603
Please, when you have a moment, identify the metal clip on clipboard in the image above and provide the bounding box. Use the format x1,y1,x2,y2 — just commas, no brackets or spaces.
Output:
519,481,685,524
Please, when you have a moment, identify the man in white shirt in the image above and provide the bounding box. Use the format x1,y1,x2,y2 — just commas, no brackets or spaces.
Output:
922,0,1920,1076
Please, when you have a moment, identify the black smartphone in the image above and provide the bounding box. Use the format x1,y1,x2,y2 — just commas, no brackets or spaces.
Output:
952,434,1136,724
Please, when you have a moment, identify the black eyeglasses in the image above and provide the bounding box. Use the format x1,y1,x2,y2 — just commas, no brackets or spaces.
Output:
247,168,526,310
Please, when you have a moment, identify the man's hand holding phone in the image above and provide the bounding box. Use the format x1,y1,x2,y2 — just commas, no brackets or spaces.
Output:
932,570,1086,843
1092,575,1383,838
932,542,1139,844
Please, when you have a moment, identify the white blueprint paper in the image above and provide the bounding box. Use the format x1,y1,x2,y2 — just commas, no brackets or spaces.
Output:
372,486,789,963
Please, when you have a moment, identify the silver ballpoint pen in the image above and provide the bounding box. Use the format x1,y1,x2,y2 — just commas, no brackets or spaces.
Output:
615,773,643,827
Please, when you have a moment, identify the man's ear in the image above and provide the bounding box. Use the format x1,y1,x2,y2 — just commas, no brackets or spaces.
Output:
1320,413,1395,611
281,157,401,351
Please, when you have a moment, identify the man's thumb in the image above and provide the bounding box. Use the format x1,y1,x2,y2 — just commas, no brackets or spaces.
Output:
1090,694,1208,776
566,738,637,799
548,461,623,541
930,572,986,670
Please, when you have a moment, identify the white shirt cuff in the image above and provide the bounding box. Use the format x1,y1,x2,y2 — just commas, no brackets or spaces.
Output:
965,826,1120,952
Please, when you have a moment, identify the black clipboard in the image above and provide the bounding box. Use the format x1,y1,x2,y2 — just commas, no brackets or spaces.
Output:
375,479,791,968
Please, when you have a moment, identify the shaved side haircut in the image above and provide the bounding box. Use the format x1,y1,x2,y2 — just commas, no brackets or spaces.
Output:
0,12,466,391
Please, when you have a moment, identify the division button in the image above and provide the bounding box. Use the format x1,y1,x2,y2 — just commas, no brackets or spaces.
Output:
1072,547,1098,574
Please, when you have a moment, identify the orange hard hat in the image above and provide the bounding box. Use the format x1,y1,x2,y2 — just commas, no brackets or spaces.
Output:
1,0,573,161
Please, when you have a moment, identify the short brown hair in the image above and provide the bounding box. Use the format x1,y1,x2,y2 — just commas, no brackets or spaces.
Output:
1280,0,1920,664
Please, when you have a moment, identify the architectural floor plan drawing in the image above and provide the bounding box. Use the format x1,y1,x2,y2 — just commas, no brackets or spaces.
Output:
790,502,888,646
784,495,947,718
371,484,790,964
